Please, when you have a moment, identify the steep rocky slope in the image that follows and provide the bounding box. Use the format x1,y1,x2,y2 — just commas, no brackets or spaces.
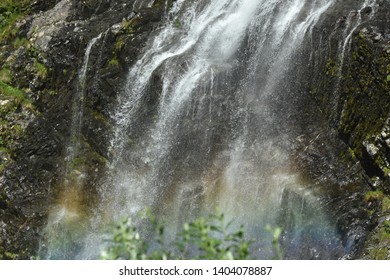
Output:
307,1,390,259
0,0,173,259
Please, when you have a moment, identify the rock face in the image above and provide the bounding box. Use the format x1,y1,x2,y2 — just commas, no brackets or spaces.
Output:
0,0,389,259
306,0,390,259
0,0,174,259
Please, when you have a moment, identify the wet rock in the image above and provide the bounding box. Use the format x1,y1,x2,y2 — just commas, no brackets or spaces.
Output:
361,6,373,16
28,0,73,52
364,141,379,157
0,0,176,259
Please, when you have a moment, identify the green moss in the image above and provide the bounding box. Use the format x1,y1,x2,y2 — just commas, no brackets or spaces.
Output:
33,59,48,79
108,57,119,67
0,80,34,154
365,190,384,202
114,38,125,52
0,81,24,100
334,31,390,170
174,19,182,29
92,110,109,124
0,0,30,42
13,37,29,48
348,147,357,160
153,0,175,10
382,197,390,213
70,138,107,171
0,67,11,83
365,220,390,260
0,68,12,84
325,58,339,77
0,251,19,260
122,18,137,35
369,248,389,260
71,156,85,171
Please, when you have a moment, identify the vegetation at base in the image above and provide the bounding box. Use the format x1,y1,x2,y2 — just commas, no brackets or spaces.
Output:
101,212,281,260
366,220,390,260
363,189,390,260
0,249,19,260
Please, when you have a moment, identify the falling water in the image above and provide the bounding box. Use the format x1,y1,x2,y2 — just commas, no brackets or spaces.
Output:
100,0,340,259
42,0,376,259
40,32,104,259
67,33,103,169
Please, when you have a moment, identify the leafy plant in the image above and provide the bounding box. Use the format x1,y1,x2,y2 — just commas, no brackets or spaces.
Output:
100,218,147,260
266,225,283,260
101,212,256,260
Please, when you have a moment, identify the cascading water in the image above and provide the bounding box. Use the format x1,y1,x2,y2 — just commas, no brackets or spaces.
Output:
40,32,106,259
41,0,378,259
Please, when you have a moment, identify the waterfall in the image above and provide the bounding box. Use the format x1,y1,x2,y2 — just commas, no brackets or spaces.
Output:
99,0,340,259
41,0,375,259
40,32,105,259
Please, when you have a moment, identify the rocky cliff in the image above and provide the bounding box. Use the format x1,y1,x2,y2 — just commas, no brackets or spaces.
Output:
0,0,173,259
0,0,389,259
308,0,390,259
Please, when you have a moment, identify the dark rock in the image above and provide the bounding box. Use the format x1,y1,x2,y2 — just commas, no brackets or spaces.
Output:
0,0,175,259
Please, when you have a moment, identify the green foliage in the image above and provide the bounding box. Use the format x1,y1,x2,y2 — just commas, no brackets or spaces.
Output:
368,221,390,260
0,80,24,100
0,80,33,154
382,197,390,213
114,39,125,52
13,36,29,48
0,250,19,260
266,225,283,260
100,218,147,260
101,212,256,260
365,190,384,202
121,19,136,35
363,190,390,259
0,0,30,41
0,67,12,83
108,57,119,67
33,59,48,79
177,213,252,260
325,58,339,77
348,147,357,160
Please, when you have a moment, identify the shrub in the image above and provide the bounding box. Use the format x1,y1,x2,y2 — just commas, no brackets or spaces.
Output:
101,212,255,260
